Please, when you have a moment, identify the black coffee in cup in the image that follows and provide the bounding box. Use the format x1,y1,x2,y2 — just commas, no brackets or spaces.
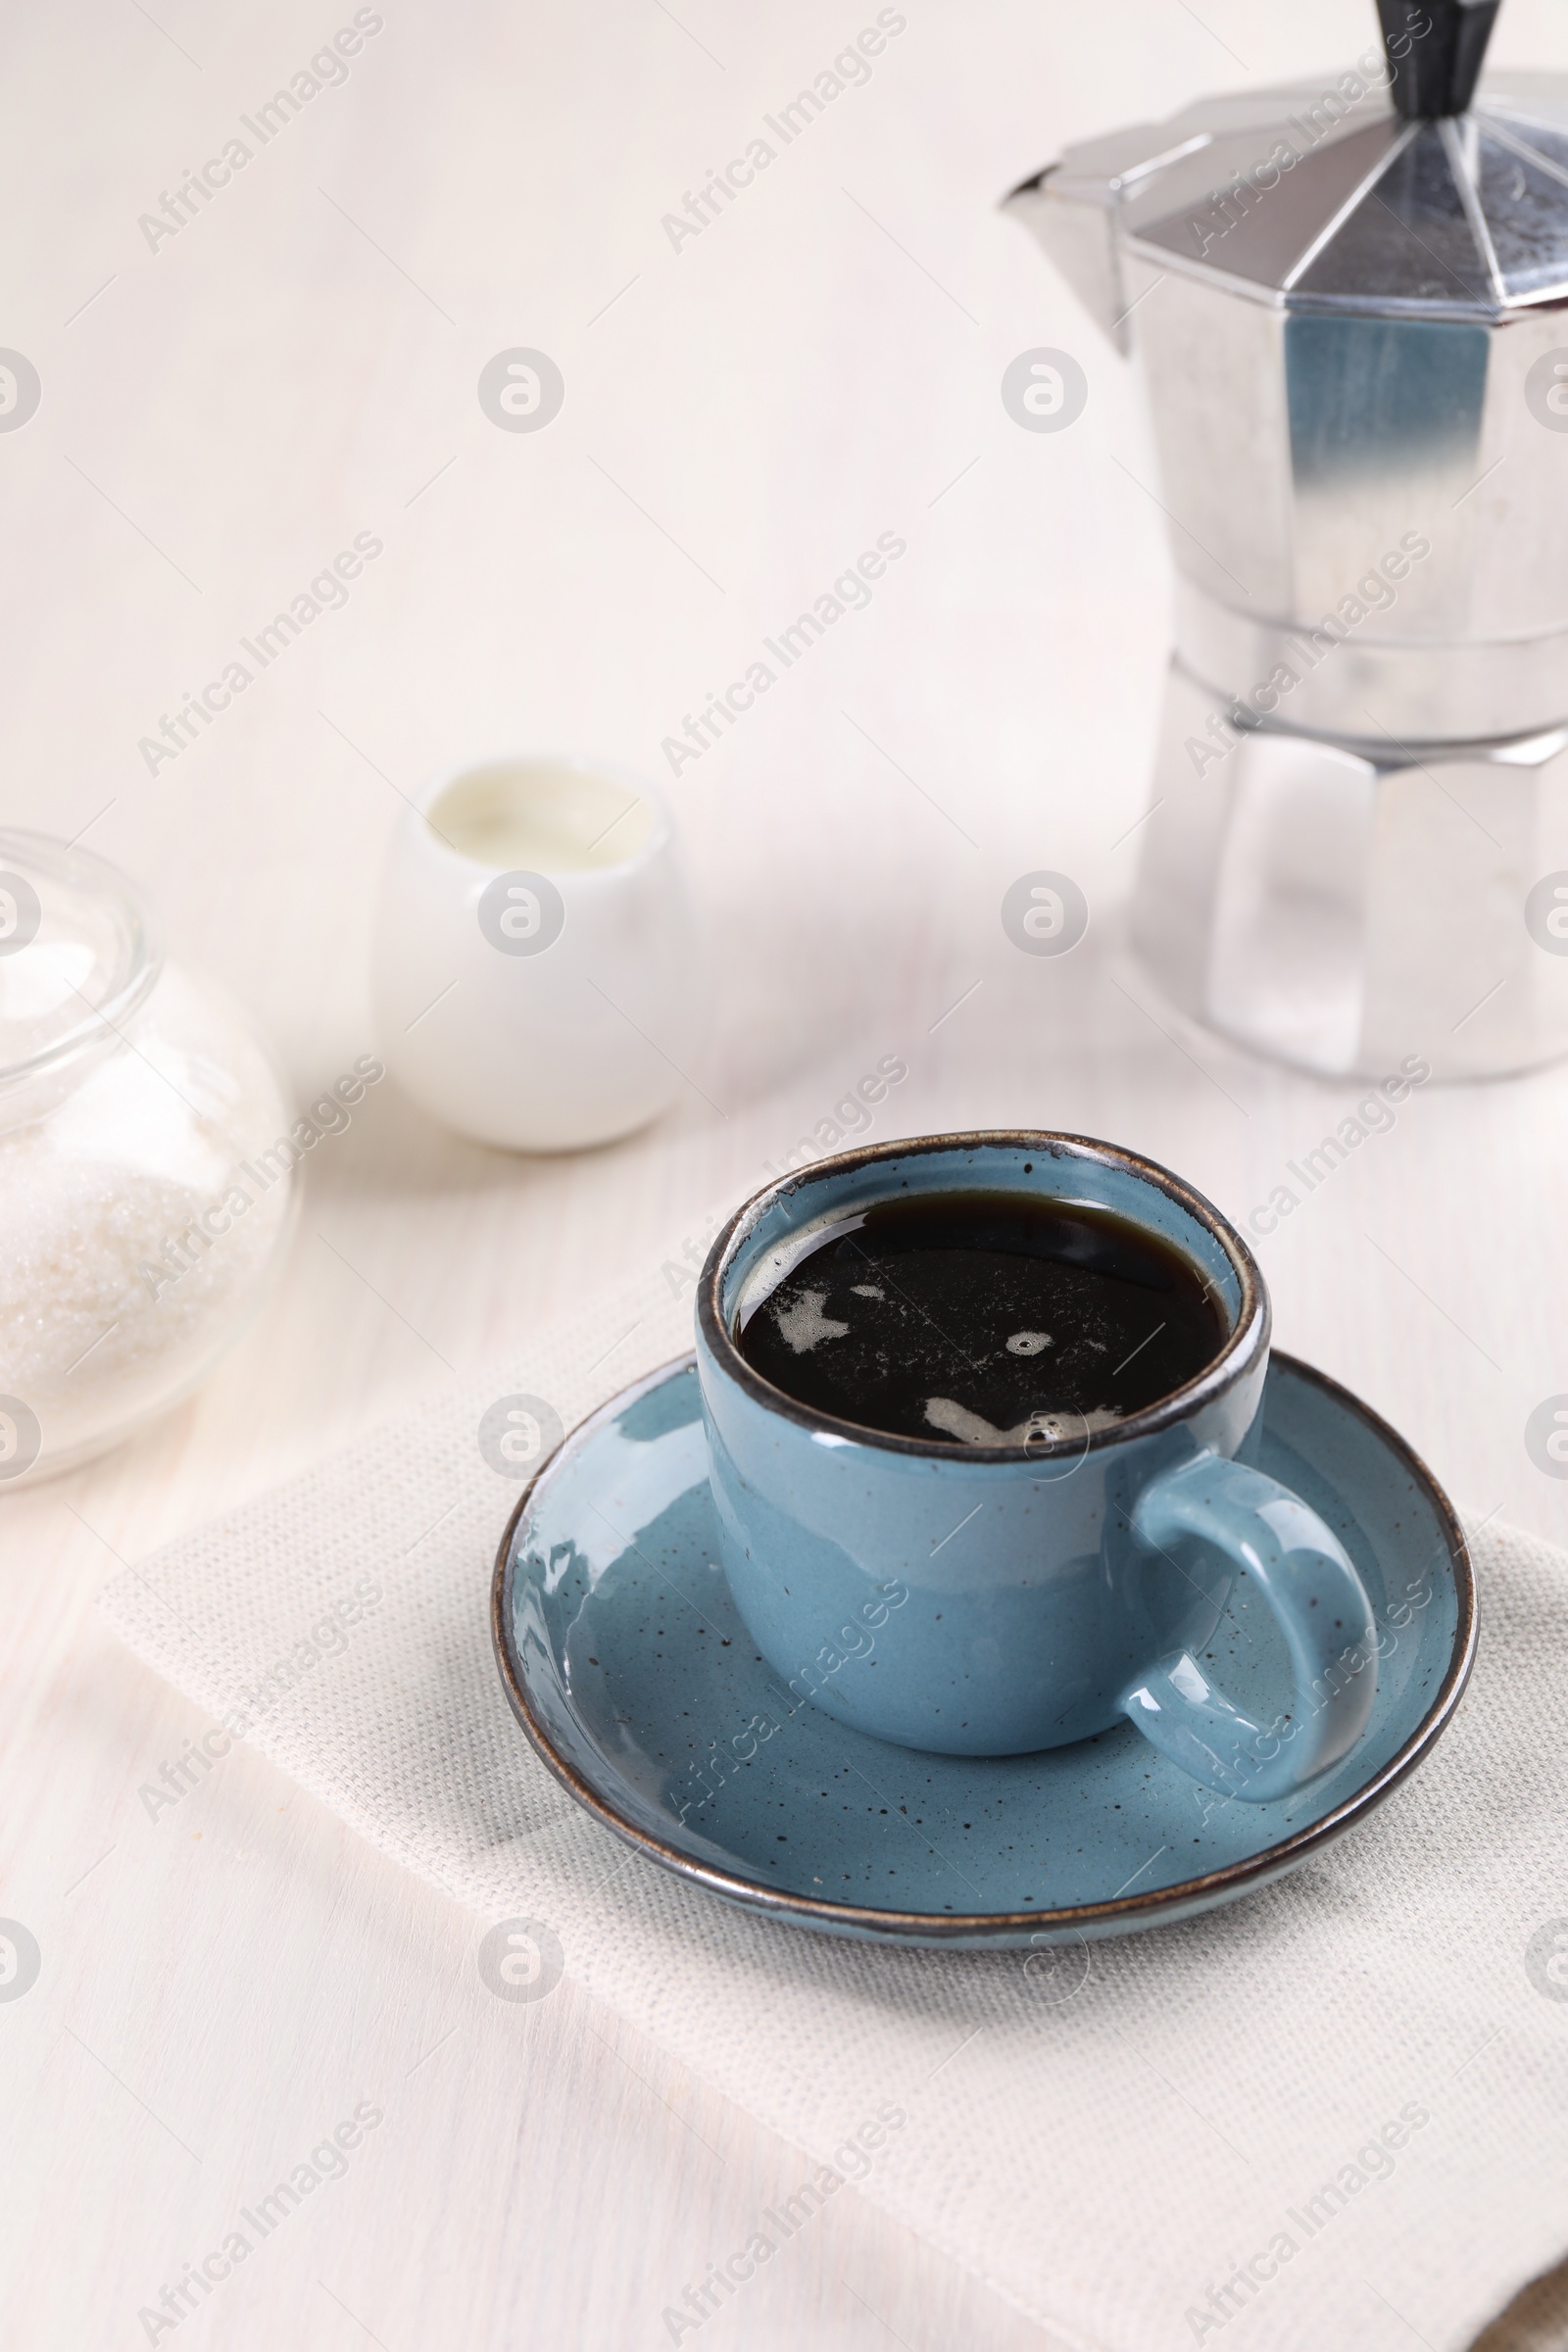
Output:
734,1190,1224,1445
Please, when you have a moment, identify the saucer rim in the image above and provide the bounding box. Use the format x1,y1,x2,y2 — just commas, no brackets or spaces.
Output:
489,1348,1478,1944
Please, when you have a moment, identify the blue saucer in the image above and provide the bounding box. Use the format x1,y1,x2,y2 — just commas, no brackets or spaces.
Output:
491,1352,1474,1948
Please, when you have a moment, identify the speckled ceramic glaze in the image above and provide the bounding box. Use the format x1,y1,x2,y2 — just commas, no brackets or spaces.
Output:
491,1351,1474,1949
696,1133,1378,1800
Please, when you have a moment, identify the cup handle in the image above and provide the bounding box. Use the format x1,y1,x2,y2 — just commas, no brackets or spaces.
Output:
1118,1451,1378,1803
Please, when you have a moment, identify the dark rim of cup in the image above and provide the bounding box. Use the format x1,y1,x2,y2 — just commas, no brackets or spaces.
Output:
696,1129,1269,1461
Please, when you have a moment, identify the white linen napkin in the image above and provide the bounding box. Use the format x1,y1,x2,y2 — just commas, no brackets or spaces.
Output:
98,1237,1568,2352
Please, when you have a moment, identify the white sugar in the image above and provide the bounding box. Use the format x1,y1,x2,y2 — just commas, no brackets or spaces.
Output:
0,963,295,1469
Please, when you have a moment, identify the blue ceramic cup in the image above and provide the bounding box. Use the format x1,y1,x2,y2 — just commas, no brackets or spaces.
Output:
696,1132,1378,1801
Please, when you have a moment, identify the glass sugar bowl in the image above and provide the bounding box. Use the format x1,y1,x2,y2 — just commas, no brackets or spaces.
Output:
0,831,298,1487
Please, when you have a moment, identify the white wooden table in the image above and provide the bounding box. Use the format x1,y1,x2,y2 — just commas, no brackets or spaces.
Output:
5,1,1568,2342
